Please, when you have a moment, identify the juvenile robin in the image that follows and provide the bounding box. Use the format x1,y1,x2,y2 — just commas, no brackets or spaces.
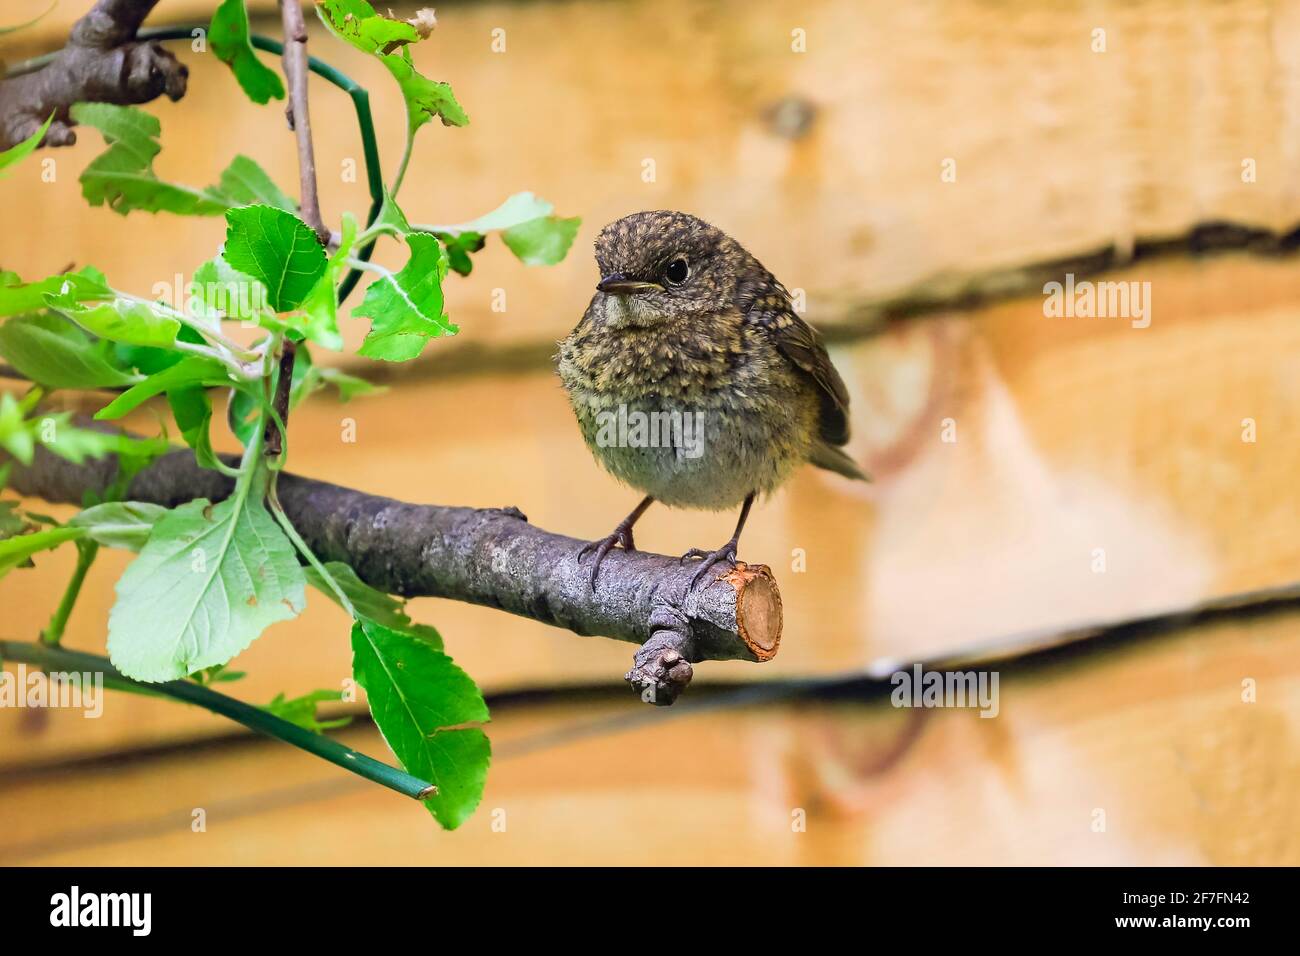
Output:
557,210,868,590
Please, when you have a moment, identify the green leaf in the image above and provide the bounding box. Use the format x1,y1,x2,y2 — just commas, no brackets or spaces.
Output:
69,501,168,551
71,103,293,216
317,0,421,54
316,366,384,401
0,313,140,389
306,561,442,648
350,619,489,829
45,287,181,349
0,392,34,463
0,500,26,538
224,205,327,312
0,267,110,318
0,526,83,579
430,193,580,271
438,192,554,233
108,495,307,682
382,49,469,136
95,355,230,419
264,689,352,733
72,103,230,215
167,385,224,471
0,114,53,178
210,0,286,105
216,156,296,211
354,233,455,361
296,212,357,351
318,0,467,135
34,413,169,466
502,215,582,266
191,256,274,325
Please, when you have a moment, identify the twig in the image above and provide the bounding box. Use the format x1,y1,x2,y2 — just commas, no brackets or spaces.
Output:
278,0,328,243
6,441,784,704
0,0,188,151
262,2,325,458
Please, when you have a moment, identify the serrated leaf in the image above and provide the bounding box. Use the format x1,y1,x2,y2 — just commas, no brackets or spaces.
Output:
0,113,53,178
71,104,293,217
354,233,455,361
306,561,442,648
69,501,168,551
382,49,469,135
224,205,327,312
317,0,420,53
108,495,307,682
318,0,467,135
72,103,230,215
0,313,140,389
350,619,489,829
210,0,286,105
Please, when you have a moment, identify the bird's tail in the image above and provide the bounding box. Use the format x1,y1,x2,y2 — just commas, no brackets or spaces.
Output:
810,442,871,482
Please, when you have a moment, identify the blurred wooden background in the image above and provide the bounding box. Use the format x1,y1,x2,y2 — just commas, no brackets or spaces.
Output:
2,0,1299,864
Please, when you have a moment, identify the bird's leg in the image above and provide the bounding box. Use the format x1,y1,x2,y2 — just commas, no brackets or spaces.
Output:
578,495,655,588
682,492,755,589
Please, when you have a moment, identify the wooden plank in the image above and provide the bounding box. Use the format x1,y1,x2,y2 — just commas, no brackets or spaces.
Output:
2,602,1295,864
3,0,1299,349
5,252,1300,758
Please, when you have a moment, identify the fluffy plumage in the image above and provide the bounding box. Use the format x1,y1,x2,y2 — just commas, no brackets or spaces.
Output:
557,210,867,512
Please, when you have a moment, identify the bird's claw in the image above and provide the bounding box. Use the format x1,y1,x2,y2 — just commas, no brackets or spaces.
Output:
578,527,636,589
682,542,739,590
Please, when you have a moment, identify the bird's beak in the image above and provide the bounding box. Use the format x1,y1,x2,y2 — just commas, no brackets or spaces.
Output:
597,274,664,295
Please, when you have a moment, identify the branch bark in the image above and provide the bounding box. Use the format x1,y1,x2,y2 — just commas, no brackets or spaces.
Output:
6,443,783,704
0,0,188,151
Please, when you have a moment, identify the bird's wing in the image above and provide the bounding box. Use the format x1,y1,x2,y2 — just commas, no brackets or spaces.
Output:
739,272,852,446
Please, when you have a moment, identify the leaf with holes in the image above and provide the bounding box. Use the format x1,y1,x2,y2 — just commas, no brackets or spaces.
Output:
354,233,455,361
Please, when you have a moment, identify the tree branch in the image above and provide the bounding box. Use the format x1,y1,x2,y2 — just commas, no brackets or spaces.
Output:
0,0,188,151
277,0,327,242
6,443,783,704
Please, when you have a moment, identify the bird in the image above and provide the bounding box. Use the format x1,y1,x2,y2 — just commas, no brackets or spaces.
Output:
556,210,868,590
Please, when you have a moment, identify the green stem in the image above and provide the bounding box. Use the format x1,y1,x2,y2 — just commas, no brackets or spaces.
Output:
40,540,98,646
390,132,414,199
267,481,356,618
0,639,435,801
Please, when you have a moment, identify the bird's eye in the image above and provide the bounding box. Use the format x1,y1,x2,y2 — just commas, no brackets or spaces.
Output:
664,258,690,285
